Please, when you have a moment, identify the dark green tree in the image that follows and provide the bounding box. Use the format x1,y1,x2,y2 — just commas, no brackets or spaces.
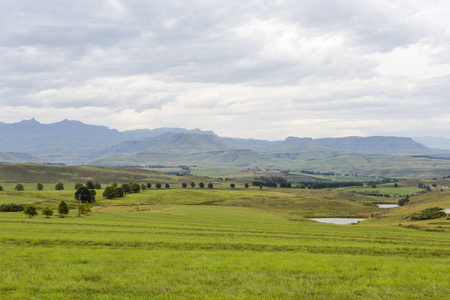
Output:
15,184,24,191
0,185,3,191
74,183,84,190
207,183,213,189
94,183,102,189
190,182,195,188
141,184,147,191
230,183,235,188
182,183,187,188
156,183,162,189
121,183,131,194
165,183,170,189
24,205,38,218
199,182,204,188
75,186,96,203
86,181,95,189
130,183,140,193
37,183,44,191
103,186,116,199
244,183,249,188
146,183,152,189
55,182,64,190
57,201,69,217
41,206,53,218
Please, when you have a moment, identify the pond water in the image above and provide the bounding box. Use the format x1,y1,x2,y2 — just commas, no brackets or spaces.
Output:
377,204,399,208
310,218,366,225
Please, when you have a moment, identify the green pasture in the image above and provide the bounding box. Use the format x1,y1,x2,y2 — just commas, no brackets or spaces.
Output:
1,169,450,299
0,206,449,299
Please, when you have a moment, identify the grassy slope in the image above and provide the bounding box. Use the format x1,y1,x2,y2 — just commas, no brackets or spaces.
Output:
0,163,199,184
1,166,449,298
0,206,449,299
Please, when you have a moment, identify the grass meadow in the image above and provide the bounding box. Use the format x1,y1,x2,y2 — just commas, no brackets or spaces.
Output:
1,176,450,299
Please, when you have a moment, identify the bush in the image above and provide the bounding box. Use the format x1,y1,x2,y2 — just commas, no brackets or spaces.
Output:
410,207,446,221
37,183,44,191
182,183,187,188
0,185,2,191
208,183,213,189
41,206,53,218
199,182,204,188
0,203,25,212
55,182,64,190
15,184,24,191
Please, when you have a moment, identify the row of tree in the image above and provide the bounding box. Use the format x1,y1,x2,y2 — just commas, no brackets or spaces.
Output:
23,200,80,218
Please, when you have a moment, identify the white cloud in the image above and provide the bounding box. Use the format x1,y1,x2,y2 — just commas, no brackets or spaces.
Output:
1,1,450,140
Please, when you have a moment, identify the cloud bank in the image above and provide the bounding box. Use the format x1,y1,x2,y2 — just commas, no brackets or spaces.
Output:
1,0,450,139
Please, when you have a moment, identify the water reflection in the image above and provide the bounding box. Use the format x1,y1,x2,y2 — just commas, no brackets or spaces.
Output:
310,218,365,225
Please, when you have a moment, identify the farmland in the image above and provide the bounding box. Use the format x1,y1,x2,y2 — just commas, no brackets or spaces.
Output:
0,164,449,299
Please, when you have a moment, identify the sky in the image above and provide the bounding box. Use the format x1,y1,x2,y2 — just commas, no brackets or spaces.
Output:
1,0,450,140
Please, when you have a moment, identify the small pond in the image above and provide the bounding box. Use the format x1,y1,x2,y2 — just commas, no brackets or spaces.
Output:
310,218,366,225
377,204,399,208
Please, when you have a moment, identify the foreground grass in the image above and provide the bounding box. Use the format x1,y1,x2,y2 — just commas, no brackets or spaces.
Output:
0,207,449,299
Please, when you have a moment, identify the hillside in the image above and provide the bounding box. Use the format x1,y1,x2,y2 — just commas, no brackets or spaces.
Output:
0,164,183,184
1,118,449,178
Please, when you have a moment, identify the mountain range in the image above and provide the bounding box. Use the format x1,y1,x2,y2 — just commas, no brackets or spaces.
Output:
1,119,450,178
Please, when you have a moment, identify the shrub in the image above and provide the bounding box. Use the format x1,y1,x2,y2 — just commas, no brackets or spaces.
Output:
410,207,446,221
156,183,162,189
182,183,187,188
0,203,25,212
37,183,44,191
208,183,213,189
230,183,235,188
165,183,170,189
199,182,204,188
55,182,64,190
15,184,24,191
94,183,102,189
41,206,53,218
0,185,3,191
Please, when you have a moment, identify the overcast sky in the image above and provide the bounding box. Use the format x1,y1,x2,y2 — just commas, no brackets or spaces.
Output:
1,0,450,140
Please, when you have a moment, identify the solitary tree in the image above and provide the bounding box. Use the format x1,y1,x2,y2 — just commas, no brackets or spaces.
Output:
141,184,147,191
182,183,187,188
24,205,38,218
199,182,204,188
37,183,44,191
55,182,64,190
230,183,235,189
244,183,249,189
190,182,195,188
15,184,24,191
41,206,53,218
156,183,162,189
165,183,170,189
207,183,213,189
57,201,69,217
0,185,3,191
394,183,398,188
146,183,152,189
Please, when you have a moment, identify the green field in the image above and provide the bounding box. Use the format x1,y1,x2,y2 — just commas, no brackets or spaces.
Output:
1,165,450,299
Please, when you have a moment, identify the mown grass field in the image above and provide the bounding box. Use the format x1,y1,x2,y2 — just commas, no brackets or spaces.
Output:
1,165,450,299
1,205,449,299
